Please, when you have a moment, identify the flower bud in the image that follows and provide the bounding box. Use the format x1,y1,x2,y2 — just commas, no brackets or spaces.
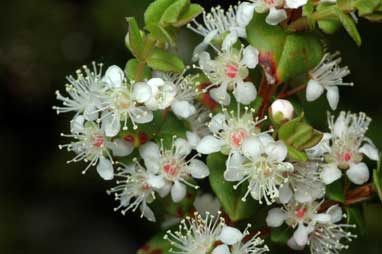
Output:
269,99,295,124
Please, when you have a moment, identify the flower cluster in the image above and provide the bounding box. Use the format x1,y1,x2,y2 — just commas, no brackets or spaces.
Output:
55,1,382,254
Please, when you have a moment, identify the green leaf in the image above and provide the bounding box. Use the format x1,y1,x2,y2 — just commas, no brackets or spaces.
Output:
278,114,304,141
297,131,324,150
160,0,190,26
373,156,382,201
125,59,152,81
207,153,258,222
318,19,342,34
337,0,354,11
346,206,366,236
326,179,345,203
146,23,176,46
286,123,313,147
144,0,174,26
247,14,323,84
173,4,204,27
147,48,185,73
287,146,308,161
335,8,362,46
354,0,380,16
137,232,171,254
156,112,188,148
126,17,144,59
270,225,293,244
364,12,382,22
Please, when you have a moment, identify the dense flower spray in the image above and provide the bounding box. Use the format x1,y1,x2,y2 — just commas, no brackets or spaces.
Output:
55,1,382,254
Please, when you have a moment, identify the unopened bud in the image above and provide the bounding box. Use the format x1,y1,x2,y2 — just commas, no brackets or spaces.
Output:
269,99,295,124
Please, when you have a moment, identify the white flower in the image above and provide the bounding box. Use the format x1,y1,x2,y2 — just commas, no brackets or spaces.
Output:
224,134,294,204
100,65,154,137
269,99,295,124
107,161,162,222
59,116,117,180
139,138,209,203
54,62,104,121
197,45,259,105
306,52,354,110
197,107,267,161
286,205,357,254
279,162,325,204
267,201,334,247
165,212,268,254
193,193,221,217
188,5,248,60
149,72,199,119
320,112,378,185
186,105,212,149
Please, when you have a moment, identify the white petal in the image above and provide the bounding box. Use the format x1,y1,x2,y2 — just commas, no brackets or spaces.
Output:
157,183,172,198
346,162,370,185
242,46,259,69
237,2,256,27
306,79,324,102
242,137,262,159
174,138,192,157
133,82,152,103
194,194,221,217
171,100,196,119
211,244,231,254
130,107,154,124
278,184,293,204
109,139,134,157
293,224,311,246
287,237,305,250
192,30,218,61
96,157,114,180
320,164,342,184
186,131,200,148
219,226,243,245
70,115,85,134
209,113,226,133
314,214,331,224
266,208,286,228
147,174,166,189
140,204,156,222
295,188,313,203
326,205,343,224
266,141,288,162
265,7,288,26
359,143,379,161
326,86,340,110
224,152,246,181
139,142,161,160
102,114,121,137
233,81,257,105
210,83,231,106
222,31,239,51
171,181,187,203
147,77,165,88
103,65,124,88
196,136,224,154
286,0,308,9
188,159,210,179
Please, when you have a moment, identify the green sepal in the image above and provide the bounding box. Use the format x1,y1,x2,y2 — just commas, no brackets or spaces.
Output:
137,231,171,254
287,145,308,161
270,225,294,244
126,17,144,59
160,0,190,26
335,8,362,46
146,23,176,47
173,4,203,27
326,179,345,203
207,153,258,222
363,12,382,22
144,0,175,26
247,14,323,84
125,59,152,81
346,206,366,236
354,0,380,16
147,48,185,73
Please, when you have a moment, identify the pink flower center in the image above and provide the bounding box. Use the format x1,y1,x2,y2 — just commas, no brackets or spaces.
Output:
230,130,248,148
225,64,239,79
163,161,179,177
92,134,105,148
343,151,352,162
264,0,276,6
295,207,307,219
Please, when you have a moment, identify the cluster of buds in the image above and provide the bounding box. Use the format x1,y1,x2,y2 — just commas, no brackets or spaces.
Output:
55,1,382,254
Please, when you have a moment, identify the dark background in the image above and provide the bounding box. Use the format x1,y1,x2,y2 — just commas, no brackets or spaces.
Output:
1,0,382,253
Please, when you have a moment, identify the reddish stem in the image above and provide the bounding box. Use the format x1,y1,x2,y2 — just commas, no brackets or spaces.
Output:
278,84,307,99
